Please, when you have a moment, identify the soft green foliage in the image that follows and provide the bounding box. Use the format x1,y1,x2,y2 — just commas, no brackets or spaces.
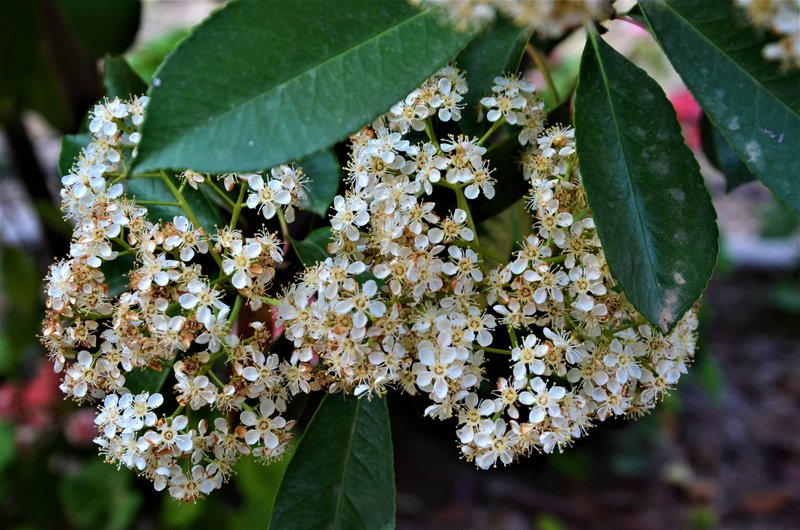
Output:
640,0,800,213
59,460,143,530
299,150,342,217
701,116,756,192
0,247,40,375
457,17,531,136
291,227,332,267
575,31,718,332
57,0,141,57
132,0,480,174
104,56,148,100
270,395,395,530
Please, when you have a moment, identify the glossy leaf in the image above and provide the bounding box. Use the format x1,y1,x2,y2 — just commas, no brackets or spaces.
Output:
457,16,531,137
58,134,91,176
269,394,395,530
104,55,148,99
132,0,479,174
640,0,799,213
124,364,170,395
300,150,342,217
700,115,755,192
57,0,141,57
574,32,718,333
291,227,332,267
472,137,526,222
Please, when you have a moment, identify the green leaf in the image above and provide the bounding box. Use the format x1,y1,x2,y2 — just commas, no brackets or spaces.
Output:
457,16,531,137
127,175,224,233
124,364,170,395
300,150,341,217
101,253,135,298
57,0,141,57
132,0,479,174
104,55,148,99
472,137,525,222
270,394,395,530
59,460,142,530
640,0,800,214
0,421,14,473
700,115,755,192
290,227,332,267
0,246,40,375
58,133,91,175
0,0,40,96
574,32,718,333
125,28,190,83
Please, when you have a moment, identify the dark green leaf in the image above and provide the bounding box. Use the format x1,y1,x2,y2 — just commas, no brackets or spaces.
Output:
472,137,525,222
290,227,331,267
132,0,479,174
640,0,800,214
300,150,341,217
457,16,531,137
270,394,395,530
57,0,141,57
58,134,91,175
127,175,224,233
101,253,135,298
0,1,40,96
124,364,170,395
104,55,148,99
125,28,190,83
574,32,718,333
59,460,142,530
700,115,755,192
0,246,40,375
0,421,14,473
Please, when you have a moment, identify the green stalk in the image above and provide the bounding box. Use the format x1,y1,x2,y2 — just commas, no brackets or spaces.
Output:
159,171,224,269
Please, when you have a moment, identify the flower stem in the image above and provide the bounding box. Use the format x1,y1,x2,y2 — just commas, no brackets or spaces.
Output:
526,43,559,103
260,296,283,306
136,200,181,207
160,171,224,269
227,295,243,329
424,118,441,152
477,115,506,146
206,178,238,209
276,209,290,241
483,346,513,355
229,183,247,228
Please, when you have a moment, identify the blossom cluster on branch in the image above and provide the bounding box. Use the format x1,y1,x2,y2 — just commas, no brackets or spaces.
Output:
411,0,614,36
737,0,800,69
42,65,698,501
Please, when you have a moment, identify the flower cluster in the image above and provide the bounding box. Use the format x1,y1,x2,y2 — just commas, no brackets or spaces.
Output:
411,0,614,36
737,0,800,69
42,96,308,501
45,65,700,500
277,69,699,469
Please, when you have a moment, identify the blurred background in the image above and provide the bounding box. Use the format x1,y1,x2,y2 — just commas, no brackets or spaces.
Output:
1,1,797,529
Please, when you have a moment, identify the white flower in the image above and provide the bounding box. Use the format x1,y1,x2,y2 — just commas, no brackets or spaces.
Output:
331,195,369,241
413,338,461,399
143,415,193,452
222,239,261,289
240,399,287,448
334,280,386,328
442,246,483,282
511,334,548,379
520,377,566,423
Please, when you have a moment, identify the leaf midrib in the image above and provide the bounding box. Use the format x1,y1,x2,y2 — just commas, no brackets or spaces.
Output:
329,398,361,528
145,7,430,158
587,33,663,301
642,0,799,119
